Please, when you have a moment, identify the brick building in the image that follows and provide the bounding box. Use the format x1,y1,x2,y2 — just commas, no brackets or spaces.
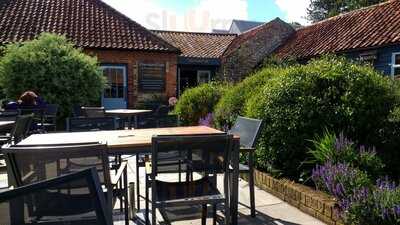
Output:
0,0,180,109
220,18,295,82
273,0,400,78
153,31,236,94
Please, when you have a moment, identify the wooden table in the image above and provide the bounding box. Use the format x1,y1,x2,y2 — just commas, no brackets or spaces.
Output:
0,121,14,132
18,126,240,225
105,109,152,129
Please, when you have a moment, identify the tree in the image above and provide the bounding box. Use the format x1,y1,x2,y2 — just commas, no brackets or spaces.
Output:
0,33,106,117
307,0,387,23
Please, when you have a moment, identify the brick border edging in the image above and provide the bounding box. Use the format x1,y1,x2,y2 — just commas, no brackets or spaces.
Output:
240,169,344,225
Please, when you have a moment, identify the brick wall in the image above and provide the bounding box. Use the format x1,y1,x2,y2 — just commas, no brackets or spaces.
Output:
220,18,295,82
85,49,178,108
241,169,343,225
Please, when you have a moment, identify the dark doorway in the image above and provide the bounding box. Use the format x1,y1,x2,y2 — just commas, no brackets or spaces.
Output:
180,69,198,94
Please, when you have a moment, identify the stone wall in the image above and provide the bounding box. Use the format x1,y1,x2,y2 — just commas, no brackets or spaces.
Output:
85,49,178,108
220,18,295,82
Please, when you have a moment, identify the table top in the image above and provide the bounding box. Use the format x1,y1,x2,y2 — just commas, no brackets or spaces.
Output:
0,121,14,126
19,126,225,153
105,109,152,116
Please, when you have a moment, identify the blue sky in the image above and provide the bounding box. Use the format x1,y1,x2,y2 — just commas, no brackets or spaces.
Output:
103,0,310,32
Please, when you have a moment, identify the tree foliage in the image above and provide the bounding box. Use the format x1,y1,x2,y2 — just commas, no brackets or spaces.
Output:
307,0,387,23
0,33,105,118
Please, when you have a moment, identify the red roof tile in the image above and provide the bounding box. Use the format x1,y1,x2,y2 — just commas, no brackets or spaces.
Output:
274,0,400,60
0,0,179,52
153,30,236,59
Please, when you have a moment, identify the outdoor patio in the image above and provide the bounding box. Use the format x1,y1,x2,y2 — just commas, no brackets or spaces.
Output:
0,155,325,225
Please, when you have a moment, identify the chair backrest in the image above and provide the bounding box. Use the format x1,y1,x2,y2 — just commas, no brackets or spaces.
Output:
0,110,18,122
2,143,111,190
229,116,263,149
0,168,112,225
157,115,179,128
66,117,117,132
81,107,105,118
73,105,83,117
151,134,233,177
44,104,58,116
10,114,33,143
155,105,170,117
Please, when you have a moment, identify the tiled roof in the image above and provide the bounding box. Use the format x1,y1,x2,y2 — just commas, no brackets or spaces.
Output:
0,0,179,52
153,30,236,59
274,0,400,60
230,20,265,34
223,18,293,58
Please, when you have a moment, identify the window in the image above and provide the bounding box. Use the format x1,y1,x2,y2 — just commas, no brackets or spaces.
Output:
197,70,211,84
102,66,126,99
392,53,400,78
139,63,166,92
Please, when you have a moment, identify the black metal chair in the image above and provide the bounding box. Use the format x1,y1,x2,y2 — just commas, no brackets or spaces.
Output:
145,134,233,225
0,168,113,225
229,116,263,217
41,104,58,131
137,105,175,129
0,110,18,122
0,114,33,145
18,107,46,133
81,106,106,118
66,117,118,132
2,143,129,225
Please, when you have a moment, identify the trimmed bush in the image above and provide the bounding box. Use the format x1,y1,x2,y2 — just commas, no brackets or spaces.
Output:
213,67,277,129
0,33,105,117
244,56,400,179
175,82,227,126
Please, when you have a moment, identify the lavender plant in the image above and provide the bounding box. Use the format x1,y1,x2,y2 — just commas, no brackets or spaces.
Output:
343,178,400,225
308,131,384,179
312,162,371,200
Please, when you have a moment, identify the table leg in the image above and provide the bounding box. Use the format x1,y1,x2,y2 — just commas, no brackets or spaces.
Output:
230,139,239,225
128,116,133,130
134,115,138,129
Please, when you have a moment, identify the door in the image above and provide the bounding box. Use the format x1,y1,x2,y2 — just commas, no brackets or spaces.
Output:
101,65,127,109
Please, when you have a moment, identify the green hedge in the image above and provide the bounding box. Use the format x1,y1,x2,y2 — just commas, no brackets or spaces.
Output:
244,56,400,179
0,33,105,118
175,82,228,126
213,67,277,129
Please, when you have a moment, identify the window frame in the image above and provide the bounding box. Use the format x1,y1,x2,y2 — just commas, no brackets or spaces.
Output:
100,64,127,100
138,63,166,93
391,52,400,78
197,70,211,84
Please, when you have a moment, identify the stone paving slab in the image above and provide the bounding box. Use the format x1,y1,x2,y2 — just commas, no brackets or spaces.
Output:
0,155,325,225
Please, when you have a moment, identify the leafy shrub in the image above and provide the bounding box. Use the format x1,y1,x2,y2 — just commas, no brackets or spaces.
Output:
308,131,384,179
0,33,105,117
244,56,399,179
213,67,276,129
175,82,227,126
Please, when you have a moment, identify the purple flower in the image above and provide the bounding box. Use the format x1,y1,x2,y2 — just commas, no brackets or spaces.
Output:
199,113,213,127
334,132,353,152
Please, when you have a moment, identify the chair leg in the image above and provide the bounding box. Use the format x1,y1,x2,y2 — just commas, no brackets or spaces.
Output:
124,168,129,225
136,154,141,210
151,202,156,225
145,174,149,225
201,204,207,225
249,151,256,217
212,204,217,225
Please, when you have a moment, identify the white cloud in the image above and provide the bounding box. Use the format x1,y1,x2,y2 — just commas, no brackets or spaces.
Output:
275,0,310,25
102,0,248,32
